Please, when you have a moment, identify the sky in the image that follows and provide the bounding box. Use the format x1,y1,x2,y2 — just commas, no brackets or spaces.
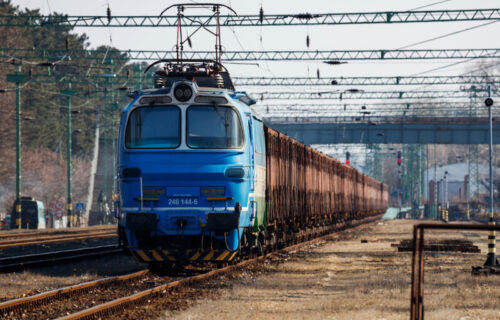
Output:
9,0,500,167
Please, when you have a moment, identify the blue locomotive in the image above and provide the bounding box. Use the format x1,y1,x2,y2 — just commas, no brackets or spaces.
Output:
117,60,266,264
117,60,389,267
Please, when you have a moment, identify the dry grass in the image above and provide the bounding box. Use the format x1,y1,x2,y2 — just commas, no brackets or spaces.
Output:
161,220,500,320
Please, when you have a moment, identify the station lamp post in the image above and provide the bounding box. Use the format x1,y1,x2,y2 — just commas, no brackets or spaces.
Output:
484,86,498,266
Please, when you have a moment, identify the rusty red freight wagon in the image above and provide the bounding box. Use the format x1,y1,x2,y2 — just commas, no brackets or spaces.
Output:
265,127,388,237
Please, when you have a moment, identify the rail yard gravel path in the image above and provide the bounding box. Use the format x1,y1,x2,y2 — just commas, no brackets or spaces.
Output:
1,271,165,320
151,219,500,320
0,253,146,303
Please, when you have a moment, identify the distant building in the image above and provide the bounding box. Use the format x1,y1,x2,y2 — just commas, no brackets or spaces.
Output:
424,163,490,206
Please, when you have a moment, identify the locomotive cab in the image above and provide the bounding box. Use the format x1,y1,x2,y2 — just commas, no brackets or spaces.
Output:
118,60,265,264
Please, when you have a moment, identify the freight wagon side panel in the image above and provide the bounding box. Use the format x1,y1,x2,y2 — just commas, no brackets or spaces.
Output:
265,126,388,226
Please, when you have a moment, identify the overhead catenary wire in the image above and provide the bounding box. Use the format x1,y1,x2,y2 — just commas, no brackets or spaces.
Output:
397,20,500,50
407,0,453,11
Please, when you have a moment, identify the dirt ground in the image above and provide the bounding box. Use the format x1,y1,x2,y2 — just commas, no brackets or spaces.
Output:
160,220,500,320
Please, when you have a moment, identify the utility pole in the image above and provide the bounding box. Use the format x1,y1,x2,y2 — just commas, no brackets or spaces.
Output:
61,85,75,227
7,65,26,229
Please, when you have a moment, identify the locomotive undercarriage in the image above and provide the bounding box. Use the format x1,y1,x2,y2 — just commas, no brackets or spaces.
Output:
123,210,385,270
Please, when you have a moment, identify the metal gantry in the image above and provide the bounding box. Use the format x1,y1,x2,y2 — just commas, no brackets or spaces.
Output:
1,8,499,27
256,102,483,110
2,48,499,61
253,90,476,100
234,75,500,86
21,73,500,87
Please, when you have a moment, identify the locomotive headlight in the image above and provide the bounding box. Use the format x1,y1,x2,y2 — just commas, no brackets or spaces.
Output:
174,83,193,102
225,167,246,178
194,96,228,104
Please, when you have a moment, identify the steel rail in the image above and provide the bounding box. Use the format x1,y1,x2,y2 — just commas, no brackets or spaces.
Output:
0,245,123,272
0,231,117,249
2,48,499,61
0,224,116,238
0,225,116,238
0,229,115,240
0,269,148,314
1,9,499,27
57,214,382,320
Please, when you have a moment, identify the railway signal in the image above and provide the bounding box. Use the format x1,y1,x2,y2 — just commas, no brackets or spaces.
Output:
345,151,350,165
397,151,402,166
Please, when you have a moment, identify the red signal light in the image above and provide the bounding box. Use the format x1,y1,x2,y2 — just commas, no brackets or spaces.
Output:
346,159,350,165
397,158,401,164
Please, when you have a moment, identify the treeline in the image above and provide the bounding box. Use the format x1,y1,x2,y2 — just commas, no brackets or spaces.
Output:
0,0,137,158
0,1,146,213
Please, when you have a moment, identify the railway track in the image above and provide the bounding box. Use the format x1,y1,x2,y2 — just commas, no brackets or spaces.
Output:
0,269,160,320
0,227,117,250
0,231,117,250
0,225,115,239
0,245,124,272
0,214,381,320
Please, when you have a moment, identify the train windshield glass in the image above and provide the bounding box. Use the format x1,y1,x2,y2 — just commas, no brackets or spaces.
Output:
187,106,243,149
125,106,181,149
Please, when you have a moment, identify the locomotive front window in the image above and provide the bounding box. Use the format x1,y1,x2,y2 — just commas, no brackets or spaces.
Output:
187,106,244,149
125,106,181,149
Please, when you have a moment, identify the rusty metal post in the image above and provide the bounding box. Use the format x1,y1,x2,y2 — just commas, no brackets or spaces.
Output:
417,227,425,319
410,224,418,320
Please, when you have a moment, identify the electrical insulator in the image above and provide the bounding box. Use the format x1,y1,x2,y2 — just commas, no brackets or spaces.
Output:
316,68,320,79
107,6,112,23
306,35,310,48
346,152,350,165
187,37,192,48
259,7,264,23
65,36,70,51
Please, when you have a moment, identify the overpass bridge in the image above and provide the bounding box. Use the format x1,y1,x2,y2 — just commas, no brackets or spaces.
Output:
266,117,500,145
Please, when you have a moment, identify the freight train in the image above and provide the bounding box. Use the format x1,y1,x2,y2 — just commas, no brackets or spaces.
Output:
116,60,388,267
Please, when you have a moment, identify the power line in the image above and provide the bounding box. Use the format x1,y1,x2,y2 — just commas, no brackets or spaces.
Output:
397,20,499,50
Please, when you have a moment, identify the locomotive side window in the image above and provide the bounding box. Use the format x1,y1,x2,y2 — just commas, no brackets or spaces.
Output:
187,105,244,149
252,117,265,155
125,106,181,149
